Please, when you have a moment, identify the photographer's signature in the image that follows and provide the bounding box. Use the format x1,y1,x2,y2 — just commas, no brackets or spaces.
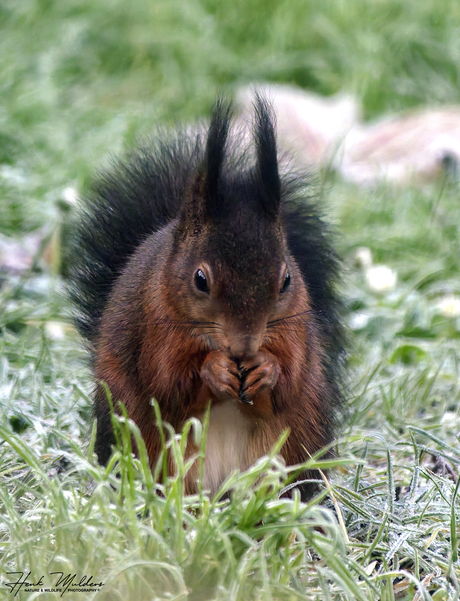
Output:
4,571,104,597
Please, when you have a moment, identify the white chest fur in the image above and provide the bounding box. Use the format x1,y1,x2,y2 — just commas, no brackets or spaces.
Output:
201,401,252,495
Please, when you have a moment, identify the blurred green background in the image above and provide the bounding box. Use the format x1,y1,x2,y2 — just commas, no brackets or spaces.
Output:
2,0,460,234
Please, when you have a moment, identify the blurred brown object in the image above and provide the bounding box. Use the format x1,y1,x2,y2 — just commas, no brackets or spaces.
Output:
239,84,460,185
239,84,359,171
341,109,460,185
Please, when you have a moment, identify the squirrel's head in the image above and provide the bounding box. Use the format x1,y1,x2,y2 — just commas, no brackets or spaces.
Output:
166,96,309,361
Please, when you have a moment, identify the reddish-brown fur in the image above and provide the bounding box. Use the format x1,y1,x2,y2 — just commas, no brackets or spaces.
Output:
94,227,331,495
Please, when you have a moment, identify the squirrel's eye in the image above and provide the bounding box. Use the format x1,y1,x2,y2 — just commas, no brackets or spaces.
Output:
194,269,210,294
280,271,291,294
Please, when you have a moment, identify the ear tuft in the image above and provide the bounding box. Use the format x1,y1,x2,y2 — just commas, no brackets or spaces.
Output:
204,97,232,213
177,98,231,236
253,93,281,218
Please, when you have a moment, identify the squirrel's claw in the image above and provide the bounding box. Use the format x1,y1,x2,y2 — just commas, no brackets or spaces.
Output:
240,352,280,394
237,351,280,405
237,366,253,404
238,391,254,405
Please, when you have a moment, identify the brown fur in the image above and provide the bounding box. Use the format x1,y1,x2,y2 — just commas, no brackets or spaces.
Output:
94,223,331,495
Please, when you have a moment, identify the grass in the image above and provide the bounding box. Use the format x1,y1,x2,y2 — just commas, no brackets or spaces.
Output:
1,0,460,599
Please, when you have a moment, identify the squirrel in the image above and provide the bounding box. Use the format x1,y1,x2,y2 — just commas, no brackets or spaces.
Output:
70,96,344,500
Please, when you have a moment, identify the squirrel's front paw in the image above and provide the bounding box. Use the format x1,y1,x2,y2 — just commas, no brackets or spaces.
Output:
200,350,240,402
238,351,280,404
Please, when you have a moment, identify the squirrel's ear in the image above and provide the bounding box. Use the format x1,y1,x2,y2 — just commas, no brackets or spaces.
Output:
253,94,281,219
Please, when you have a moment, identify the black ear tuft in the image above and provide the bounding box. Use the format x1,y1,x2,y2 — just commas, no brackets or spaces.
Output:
204,97,232,215
253,93,281,219
177,98,231,235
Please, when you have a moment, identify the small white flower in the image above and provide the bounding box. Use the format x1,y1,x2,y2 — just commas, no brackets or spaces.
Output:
354,246,373,269
45,321,65,340
62,186,78,206
435,294,460,318
365,265,397,294
349,312,371,330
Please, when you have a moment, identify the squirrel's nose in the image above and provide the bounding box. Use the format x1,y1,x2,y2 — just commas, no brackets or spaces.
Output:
226,332,263,360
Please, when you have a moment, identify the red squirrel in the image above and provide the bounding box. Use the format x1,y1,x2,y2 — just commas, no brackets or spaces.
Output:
70,97,344,499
